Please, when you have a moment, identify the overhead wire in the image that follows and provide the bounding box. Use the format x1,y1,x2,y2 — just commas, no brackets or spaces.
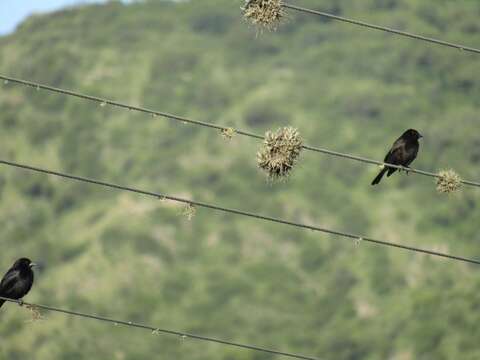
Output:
1,75,479,188
0,159,478,265
281,3,480,55
0,296,321,360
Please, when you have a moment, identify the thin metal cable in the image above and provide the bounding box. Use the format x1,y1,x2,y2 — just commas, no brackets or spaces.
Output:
282,3,480,55
0,159,478,265
1,75,479,188
0,296,320,360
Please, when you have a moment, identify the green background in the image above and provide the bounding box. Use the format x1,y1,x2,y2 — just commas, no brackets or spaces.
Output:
1,0,480,359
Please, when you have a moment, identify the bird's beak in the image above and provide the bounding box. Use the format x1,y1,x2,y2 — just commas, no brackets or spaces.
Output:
29,262,37,268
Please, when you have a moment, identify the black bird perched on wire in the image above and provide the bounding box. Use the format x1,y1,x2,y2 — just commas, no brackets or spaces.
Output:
371,129,423,185
0,258,36,308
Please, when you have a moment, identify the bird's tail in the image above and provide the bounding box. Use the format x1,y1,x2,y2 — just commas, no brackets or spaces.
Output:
371,167,388,185
0,299,5,308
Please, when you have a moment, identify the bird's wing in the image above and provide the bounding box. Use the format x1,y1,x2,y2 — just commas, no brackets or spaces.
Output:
384,137,406,163
0,269,20,296
404,143,419,166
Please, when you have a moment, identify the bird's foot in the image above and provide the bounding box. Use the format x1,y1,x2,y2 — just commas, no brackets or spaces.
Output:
17,299,24,307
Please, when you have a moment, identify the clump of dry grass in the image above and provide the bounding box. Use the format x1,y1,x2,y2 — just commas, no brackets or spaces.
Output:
436,169,462,194
242,0,285,32
354,237,363,247
220,127,236,140
181,203,196,220
257,127,303,181
24,304,44,323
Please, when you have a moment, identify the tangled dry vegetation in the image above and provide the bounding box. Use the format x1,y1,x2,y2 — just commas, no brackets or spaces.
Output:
257,127,303,181
181,203,197,220
242,0,285,31
436,169,462,194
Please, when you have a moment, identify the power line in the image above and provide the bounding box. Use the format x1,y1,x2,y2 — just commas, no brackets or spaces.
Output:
0,296,320,360
282,3,480,55
0,159,478,265
1,74,480,188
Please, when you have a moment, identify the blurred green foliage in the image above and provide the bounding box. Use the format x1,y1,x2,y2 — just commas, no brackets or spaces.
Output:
0,0,480,359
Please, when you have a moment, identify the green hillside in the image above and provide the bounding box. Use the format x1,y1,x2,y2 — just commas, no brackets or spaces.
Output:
1,0,480,359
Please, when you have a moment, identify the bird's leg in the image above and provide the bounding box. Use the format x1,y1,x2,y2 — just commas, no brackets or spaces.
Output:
405,166,411,175
17,299,24,307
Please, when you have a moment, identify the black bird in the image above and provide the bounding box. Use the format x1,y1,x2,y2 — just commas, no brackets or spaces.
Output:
0,258,36,308
371,129,423,186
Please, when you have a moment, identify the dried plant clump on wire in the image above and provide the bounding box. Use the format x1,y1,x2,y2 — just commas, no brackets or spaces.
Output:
181,203,196,220
257,127,303,181
220,127,236,140
436,169,462,194
24,304,44,323
242,0,285,31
